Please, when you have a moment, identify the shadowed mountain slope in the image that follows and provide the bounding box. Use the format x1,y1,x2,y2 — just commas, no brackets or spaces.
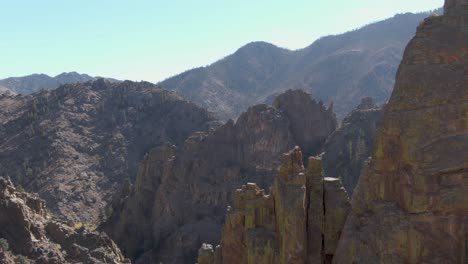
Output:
161,10,438,120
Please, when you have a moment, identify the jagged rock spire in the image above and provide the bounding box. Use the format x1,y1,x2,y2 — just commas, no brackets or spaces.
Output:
444,0,468,14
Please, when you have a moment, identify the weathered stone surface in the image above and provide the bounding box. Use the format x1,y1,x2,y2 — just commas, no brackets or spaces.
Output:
445,0,468,15
198,243,216,264
0,80,219,223
273,147,308,263
0,177,129,264
306,157,325,264
334,3,468,263
273,90,337,156
199,147,350,264
103,90,337,263
323,178,350,257
323,97,384,194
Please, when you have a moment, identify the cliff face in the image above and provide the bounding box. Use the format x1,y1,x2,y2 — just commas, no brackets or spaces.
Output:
0,177,129,264
273,90,337,156
0,80,218,223
197,147,350,264
334,2,468,263
103,90,337,263
323,97,384,194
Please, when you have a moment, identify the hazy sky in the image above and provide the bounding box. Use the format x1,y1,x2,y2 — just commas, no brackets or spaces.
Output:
1,0,443,82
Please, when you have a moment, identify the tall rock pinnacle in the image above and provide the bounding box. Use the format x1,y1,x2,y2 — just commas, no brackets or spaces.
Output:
334,1,468,263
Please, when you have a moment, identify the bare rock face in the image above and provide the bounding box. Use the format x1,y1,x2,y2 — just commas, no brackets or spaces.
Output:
273,90,337,156
0,177,129,264
334,3,468,263
0,80,218,223
198,147,351,264
323,97,384,194
103,90,337,263
445,0,468,14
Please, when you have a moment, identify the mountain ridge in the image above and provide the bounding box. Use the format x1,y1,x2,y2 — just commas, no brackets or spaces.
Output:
161,10,440,120
0,72,119,94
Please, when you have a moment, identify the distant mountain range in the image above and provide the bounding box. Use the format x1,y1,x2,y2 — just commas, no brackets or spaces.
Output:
0,72,118,95
0,10,439,120
161,10,439,119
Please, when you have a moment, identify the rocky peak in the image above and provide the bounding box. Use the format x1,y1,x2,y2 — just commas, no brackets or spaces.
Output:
278,146,305,181
103,90,338,263
356,96,377,110
0,79,218,223
197,147,351,264
273,89,337,156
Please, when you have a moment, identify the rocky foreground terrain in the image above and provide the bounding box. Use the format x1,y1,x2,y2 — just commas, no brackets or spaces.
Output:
102,90,338,263
0,177,129,263
0,80,219,223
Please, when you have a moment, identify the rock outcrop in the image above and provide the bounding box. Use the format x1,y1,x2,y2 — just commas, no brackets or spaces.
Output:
0,80,218,223
334,2,468,263
323,97,384,193
198,147,350,264
0,177,129,263
273,90,337,156
103,90,337,263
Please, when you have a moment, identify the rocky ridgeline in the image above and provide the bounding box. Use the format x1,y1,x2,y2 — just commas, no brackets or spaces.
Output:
197,147,350,264
102,90,337,263
323,97,384,194
0,177,129,264
0,79,218,223
335,1,468,262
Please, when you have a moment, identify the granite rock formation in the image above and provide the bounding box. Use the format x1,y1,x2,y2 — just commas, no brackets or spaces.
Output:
197,147,350,264
334,2,468,263
102,90,337,263
0,80,218,223
0,177,129,264
323,97,384,193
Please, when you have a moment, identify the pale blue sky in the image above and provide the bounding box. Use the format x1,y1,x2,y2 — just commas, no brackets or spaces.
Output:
0,0,443,82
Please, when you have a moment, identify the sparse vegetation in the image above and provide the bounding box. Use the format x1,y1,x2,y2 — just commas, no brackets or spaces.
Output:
16,255,30,264
16,185,25,192
0,238,9,251
73,222,97,231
